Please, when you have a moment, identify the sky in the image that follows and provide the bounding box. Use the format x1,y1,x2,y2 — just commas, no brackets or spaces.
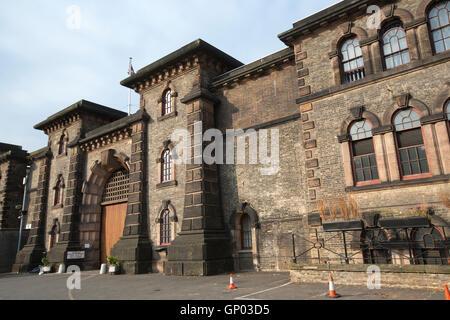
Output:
0,0,340,153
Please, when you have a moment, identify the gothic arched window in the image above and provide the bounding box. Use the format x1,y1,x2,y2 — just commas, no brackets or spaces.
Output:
349,120,379,184
393,109,430,177
341,37,365,83
160,209,171,245
429,1,450,54
381,22,410,69
413,227,449,265
162,89,172,116
161,149,173,183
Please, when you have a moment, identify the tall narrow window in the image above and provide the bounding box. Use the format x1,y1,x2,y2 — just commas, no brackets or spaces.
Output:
161,149,172,183
349,120,379,184
58,132,67,155
162,89,172,116
382,22,410,69
394,109,430,177
160,209,171,245
429,1,450,54
341,37,365,83
241,214,252,250
54,178,63,206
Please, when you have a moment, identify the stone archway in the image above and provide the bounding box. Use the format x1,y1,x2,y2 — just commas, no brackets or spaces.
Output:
230,202,261,271
79,149,130,269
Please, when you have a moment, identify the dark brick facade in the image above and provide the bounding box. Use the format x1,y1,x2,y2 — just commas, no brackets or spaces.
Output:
5,0,450,274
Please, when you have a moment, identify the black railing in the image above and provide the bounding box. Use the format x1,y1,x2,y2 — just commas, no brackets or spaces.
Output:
344,68,365,83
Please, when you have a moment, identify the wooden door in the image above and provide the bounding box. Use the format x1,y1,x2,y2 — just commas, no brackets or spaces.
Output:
100,202,127,264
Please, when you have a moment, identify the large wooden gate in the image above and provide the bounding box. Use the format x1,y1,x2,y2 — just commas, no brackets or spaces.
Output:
100,202,127,264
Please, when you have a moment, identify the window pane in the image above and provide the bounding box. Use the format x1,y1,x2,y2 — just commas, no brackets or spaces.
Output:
369,154,377,166
362,156,370,168
417,146,427,159
402,51,410,64
411,161,420,175
393,52,402,67
439,8,449,26
419,159,430,173
433,30,443,41
399,37,408,50
354,158,362,169
371,167,379,180
356,169,364,182
430,17,440,30
408,148,418,160
383,44,392,55
443,26,450,38
386,57,394,69
401,162,411,176
391,37,400,52
445,37,450,51
363,168,371,180
399,149,408,162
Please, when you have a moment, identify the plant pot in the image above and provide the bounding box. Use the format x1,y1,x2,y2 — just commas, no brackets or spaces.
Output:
43,266,52,273
378,216,430,229
108,265,119,275
322,220,363,232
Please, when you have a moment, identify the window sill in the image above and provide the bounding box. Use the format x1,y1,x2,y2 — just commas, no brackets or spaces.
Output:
157,111,178,122
156,180,178,189
155,245,169,252
355,179,381,187
346,174,450,192
52,204,63,209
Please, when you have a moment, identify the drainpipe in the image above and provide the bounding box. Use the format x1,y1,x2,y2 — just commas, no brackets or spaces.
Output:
17,166,31,254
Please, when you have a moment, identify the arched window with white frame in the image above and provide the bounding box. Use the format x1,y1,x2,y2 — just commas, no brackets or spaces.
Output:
161,149,173,183
160,209,171,245
381,22,410,69
428,1,450,54
162,89,172,116
340,36,365,83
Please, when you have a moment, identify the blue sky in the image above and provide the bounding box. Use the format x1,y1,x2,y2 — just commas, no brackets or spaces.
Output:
0,0,339,152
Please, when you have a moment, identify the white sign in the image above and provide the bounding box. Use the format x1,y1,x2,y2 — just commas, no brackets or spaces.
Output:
25,224,32,230
67,251,85,260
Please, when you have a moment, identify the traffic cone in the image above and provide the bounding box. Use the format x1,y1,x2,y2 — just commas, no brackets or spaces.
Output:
445,284,450,300
328,274,340,298
228,274,237,290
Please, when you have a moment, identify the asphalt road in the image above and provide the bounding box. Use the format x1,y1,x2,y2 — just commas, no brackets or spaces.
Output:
0,271,445,300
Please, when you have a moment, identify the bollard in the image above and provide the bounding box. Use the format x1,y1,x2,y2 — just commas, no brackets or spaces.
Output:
99,263,107,275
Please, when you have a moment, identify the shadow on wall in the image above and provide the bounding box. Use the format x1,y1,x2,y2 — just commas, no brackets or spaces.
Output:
0,230,29,273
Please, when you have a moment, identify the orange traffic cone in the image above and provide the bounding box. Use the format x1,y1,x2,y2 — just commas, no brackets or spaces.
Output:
445,284,450,300
328,274,340,298
228,274,237,290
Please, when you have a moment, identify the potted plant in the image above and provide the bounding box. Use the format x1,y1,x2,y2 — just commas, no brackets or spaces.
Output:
107,256,119,275
318,196,364,232
41,258,51,273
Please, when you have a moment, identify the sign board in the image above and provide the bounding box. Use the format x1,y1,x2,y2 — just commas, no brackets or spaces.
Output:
67,251,85,260
25,224,32,230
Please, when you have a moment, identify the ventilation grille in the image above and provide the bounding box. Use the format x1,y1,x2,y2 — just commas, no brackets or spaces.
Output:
102,170,129,204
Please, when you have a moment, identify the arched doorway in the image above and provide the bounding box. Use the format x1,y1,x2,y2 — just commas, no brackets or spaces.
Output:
100,169,129,264
412,226,449,265
361,228,392,264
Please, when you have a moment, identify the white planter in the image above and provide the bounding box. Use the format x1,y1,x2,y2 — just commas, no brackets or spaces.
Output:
43,266,51,273
108,266,117,274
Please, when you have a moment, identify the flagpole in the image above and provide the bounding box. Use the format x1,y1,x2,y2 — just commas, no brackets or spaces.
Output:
128,57,132,116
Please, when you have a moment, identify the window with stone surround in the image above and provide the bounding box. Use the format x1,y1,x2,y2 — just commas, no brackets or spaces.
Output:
161,149,173,183
160,209,171,245
349,120,379,184
429,1,450,54
53,175,64,207
393,109,430,178
381,22,410,70
162,89,172,116
341,37,365,83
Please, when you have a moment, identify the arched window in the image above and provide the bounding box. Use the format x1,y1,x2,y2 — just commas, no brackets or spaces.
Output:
341,37,365,83
58,131,67,155
241,214,252,250
394,109,430,177
349,120,379,184
361,229,391,264
413,227,448,265
381,22,410,69
161,149,173,183
428,1,450,54
160,209,171,245
53,176,64,206
49,225,58,249
162,89,172,116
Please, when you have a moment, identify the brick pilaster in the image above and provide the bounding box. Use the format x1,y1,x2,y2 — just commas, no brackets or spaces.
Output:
110,109,152,274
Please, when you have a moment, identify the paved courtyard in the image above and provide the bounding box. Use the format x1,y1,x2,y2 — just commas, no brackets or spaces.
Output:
0,271,445,300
